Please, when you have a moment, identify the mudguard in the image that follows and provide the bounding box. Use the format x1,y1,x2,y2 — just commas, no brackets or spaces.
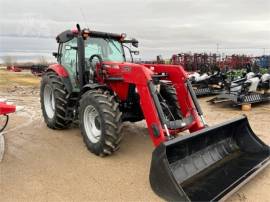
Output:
46,64,73,93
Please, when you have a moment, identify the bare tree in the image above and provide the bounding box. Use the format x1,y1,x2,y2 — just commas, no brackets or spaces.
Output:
2,56,16,67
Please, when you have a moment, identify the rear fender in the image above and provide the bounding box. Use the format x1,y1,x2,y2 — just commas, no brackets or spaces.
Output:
47,64,69,77
46,64,73,94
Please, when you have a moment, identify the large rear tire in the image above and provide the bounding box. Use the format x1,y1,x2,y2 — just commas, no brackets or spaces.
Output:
40,71,72,129
79,90,123,156
160,83,182,120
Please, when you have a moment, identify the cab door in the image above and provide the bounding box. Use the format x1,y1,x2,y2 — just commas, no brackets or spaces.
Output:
60,38,80,92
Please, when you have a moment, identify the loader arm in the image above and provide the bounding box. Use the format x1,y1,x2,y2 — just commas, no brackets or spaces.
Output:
143,64,205,132
105,63,205,146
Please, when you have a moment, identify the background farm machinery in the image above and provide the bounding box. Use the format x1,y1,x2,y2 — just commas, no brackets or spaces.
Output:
5,64,47,76
167,53,270,99
255,55,270,69
171,53,220,73
30,64,47,76
218,54,253,70
149,53,269,73
188,66,270,106
208,72,270,106
188,71,226,96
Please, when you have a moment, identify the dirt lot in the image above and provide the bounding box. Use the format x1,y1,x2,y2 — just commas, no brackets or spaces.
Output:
0,70,269,201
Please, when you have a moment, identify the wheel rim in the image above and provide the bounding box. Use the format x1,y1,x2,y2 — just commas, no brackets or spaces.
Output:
83,105,101,143
44,84,55,119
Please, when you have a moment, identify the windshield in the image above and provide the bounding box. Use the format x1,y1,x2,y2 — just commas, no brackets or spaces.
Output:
85,37,125,62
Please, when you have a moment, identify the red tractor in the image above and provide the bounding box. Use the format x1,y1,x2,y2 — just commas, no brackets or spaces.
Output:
40,25,269,201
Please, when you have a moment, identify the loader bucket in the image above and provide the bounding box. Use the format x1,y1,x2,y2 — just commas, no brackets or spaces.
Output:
150,116,270,201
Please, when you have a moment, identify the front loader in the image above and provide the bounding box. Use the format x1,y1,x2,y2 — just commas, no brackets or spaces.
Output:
40,24,269,201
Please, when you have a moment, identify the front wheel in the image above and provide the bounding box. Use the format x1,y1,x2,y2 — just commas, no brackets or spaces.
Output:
160,83,182,120
79,90,123,156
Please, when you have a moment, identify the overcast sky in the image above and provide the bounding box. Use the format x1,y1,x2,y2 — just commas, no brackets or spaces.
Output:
0,0,270,61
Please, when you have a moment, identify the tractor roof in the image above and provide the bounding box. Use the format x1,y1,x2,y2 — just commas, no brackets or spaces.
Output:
56,29,123,43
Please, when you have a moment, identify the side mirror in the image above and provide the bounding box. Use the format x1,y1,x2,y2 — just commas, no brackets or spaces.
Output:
52,52,59,58
123,38,139,48
132,38,139,48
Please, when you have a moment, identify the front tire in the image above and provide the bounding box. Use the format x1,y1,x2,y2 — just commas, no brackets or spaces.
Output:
79,90,123,156
40,71,72,129
160,83,182,120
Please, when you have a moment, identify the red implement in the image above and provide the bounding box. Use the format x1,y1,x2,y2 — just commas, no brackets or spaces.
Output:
0,102,16,115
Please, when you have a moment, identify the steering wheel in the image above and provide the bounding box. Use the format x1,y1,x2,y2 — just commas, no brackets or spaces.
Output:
88,54,103,81
89,54,103,66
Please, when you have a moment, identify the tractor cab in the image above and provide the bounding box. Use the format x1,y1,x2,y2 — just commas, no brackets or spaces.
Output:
54,28,138,63
53,26,139,91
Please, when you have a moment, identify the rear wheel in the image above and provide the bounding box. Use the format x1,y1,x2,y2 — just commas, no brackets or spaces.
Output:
40,71,72,129
79,90,123,156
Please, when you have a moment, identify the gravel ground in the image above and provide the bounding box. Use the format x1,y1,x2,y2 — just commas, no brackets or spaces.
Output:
0,81,269,201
